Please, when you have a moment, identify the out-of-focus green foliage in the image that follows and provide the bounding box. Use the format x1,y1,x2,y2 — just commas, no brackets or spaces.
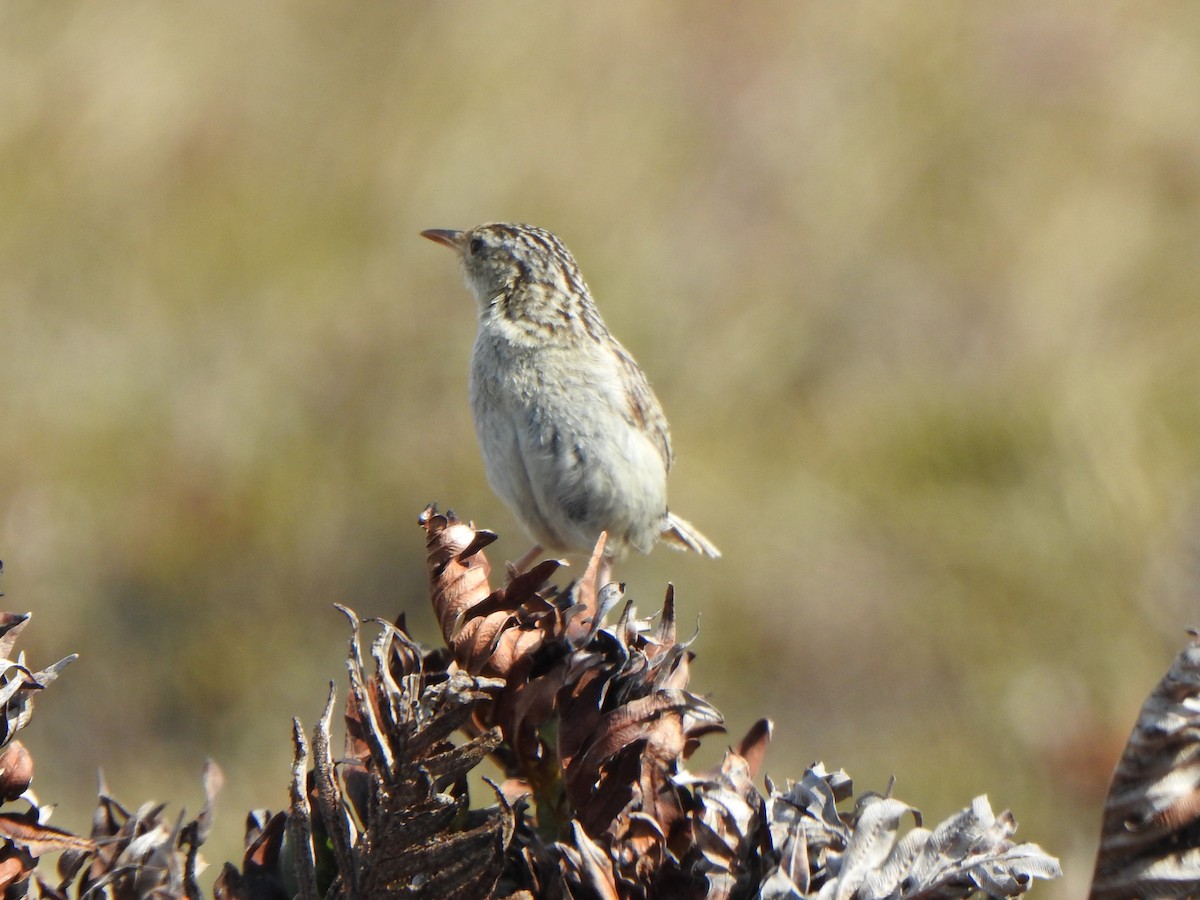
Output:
2,3,1199,895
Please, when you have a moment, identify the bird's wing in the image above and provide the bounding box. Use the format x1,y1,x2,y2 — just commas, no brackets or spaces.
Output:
612,340,673,471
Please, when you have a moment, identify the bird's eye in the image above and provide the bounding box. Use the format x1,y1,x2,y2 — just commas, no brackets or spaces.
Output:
469,237,485,255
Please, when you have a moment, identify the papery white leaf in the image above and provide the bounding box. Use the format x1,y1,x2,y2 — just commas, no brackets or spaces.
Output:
831,797,918,900
858,826,931,896
757,866,805,900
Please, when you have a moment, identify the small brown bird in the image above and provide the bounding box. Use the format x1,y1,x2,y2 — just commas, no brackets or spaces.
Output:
422,223,719,579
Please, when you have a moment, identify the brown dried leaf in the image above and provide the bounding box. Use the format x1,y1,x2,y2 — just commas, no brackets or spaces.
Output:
216,809,288,900
572,693,691,791
482,623,550,683
612,812,666,883
0,740,33,802
559,821,620,900
0,845,34,896
420,505,503,670
734,719,773,781
565,533,608,644
0,814,93,857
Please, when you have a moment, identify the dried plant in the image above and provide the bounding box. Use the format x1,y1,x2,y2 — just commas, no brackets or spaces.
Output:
0,602,219,900
207,505,1062,899
0,507,1091,898
406,505,1061,900
42,765,220,900
1088,632,1200,899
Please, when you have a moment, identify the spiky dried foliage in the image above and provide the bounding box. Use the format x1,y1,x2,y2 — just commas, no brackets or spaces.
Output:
0,593,221,899
214,606,516,900
403,505,1061,899
3,509,1068,899
0,607,92,898
41,765,221,900
1089,631,1200,899
758,767,1060,899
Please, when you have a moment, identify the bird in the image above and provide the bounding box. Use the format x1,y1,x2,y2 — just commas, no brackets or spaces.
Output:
421,222,719,582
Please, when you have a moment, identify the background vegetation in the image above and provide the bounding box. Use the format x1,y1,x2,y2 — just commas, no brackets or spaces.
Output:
3,4,1200,896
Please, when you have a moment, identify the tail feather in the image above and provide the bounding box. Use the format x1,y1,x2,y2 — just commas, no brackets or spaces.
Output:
660,513,721,558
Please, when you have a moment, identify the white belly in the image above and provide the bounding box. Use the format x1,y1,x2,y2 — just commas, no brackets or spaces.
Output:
469,333,668,556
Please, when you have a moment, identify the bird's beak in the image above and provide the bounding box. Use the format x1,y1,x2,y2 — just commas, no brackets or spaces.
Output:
420,229,466,253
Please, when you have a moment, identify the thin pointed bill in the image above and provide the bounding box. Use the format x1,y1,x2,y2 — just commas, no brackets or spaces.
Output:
420,228,466,252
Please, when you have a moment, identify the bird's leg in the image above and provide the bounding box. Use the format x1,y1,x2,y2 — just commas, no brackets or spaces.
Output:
507,543,544,578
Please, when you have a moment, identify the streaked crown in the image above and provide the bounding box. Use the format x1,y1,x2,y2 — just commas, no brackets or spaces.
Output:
424,223,604,337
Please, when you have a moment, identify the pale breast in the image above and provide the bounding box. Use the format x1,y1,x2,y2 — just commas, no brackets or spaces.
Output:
469,329,670,554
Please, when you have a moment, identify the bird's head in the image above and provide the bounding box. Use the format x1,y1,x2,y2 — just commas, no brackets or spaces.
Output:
421,223,593,328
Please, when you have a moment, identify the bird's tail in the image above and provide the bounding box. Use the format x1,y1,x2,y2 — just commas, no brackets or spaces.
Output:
660,513,721,558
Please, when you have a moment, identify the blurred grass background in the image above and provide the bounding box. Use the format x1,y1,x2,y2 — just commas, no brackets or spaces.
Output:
3,2,1200,895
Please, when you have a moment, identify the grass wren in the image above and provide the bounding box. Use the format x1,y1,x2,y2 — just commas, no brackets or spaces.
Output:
421,222,719,575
